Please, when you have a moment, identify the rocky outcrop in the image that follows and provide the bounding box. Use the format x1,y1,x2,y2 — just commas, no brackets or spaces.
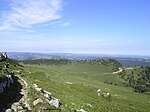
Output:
32,83,61,108
4,75,61,111
5,109,12,112
5,75,31,112
46,98,60,108
0,56,14,93
0,53,31,112
0,74,14,93
0,52,62,111
0,52,7,61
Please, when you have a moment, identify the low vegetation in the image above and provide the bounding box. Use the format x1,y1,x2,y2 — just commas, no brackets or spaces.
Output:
20,59,150,112
1,55,150,111
120,66,150,93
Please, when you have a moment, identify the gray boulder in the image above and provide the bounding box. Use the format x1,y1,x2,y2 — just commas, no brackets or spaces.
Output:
47,98,60,108
5,109,12,112
33,98,43,106
77,109,86,112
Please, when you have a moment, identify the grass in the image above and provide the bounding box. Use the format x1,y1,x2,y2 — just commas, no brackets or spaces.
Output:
21,64,150,112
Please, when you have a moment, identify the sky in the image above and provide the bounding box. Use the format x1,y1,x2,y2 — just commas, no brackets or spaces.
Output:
0,0,150,55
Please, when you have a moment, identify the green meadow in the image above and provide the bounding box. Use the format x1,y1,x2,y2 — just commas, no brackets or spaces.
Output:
20,61,150,112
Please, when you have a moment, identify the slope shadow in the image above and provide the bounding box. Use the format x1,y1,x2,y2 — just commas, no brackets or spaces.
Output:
0,76,23,112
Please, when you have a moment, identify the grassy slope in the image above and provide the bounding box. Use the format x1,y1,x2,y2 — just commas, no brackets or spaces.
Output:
22,64,150,112
0,58,22,82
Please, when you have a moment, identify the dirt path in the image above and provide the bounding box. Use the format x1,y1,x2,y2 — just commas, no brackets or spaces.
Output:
5,75,31,112
17,75,31,110
112,68,123,74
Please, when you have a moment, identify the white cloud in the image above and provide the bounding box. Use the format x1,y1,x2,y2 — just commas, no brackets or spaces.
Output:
0,0,63,31
50,20,71,27
59,22,70,26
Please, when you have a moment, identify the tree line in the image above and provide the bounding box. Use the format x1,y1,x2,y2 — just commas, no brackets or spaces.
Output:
120,66,150,93
20,58,122,71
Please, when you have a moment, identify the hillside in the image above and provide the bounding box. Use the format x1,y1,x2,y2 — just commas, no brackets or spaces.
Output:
0,53,24,111
120,66,150,93
20,58,150,112
1,55,150,112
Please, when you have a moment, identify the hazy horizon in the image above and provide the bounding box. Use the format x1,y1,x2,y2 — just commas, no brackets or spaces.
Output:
0,0,150,55
6,51,150,57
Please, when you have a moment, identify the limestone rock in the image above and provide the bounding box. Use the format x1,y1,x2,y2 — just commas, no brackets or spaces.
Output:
46,98,60,108
0,52,7,61
86,103,92,108
77,109,86,112
33,98,43,106
32,84,43,92
11,102,19,111
44,93,49,98
44,90,52,95
5,109,12,112
17,105,23,110
32,84,38,88
66,81,72,84
97,89,101,92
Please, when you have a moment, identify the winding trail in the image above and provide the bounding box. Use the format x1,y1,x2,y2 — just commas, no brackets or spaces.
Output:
112,68,123,74
17,75,31,110
6,75,31,112
104,68,123,75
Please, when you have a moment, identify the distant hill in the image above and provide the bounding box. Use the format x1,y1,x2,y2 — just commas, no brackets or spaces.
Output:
8,52,150,66
7,52,61,60
7,52,112,60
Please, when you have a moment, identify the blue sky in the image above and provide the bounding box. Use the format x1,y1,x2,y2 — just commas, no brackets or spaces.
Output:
0,0,150,55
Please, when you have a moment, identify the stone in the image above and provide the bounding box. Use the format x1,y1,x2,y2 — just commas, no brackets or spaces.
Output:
77,109,86,112
86,103,92,108
33,98,43,106
17,106,23,110
8,75,14,83
46,98,60,108
2,52,7,58
35,87,42,92
32,84,42,92
97,89,101,92
0,52,7,61
32,84,38,88
102,91,111,98
44,93,49,98
66,81,72,84
25,103,31,110
11,102,20,111
44,90,52,95
5,109,12,112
